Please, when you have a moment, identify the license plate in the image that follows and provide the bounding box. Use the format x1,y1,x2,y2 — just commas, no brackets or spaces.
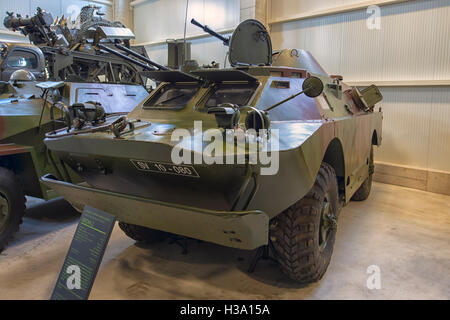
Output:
130,159,199,178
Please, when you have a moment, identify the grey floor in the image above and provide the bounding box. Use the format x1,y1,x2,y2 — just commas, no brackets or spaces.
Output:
0,182,448,300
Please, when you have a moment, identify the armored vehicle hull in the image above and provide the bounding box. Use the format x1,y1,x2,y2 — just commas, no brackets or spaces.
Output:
43,63,382,282
42,17,382,284
43,107,381,214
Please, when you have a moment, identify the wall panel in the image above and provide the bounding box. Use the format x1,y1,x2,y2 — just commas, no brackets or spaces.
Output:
374,87,433,169
428,87,450,172
271,0,350,20
135,0,239,71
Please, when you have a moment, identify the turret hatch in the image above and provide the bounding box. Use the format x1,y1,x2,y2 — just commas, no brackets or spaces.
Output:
228,19,272,67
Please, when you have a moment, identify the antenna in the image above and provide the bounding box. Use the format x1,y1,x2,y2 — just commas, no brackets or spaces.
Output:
181,0,190,69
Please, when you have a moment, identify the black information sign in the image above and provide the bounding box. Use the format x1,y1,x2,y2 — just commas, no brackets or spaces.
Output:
51,206,116,300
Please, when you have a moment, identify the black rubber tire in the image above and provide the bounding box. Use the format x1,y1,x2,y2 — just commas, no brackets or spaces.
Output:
351,146,374,201
0,167,26,253
270,162,340,284
118,222,169,243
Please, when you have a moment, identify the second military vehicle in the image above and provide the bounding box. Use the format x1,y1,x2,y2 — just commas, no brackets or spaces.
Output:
0,4,160,253
0,73,148,253
2,5,152,84
42,19,382,283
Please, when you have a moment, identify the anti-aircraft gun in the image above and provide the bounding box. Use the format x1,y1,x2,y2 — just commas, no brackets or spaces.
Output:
2,6,151,84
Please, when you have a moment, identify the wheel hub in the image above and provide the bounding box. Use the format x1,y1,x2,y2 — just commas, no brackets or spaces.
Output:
0,193,10,233
319,193,337,252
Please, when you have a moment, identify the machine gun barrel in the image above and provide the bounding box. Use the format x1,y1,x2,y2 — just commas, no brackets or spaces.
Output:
4,8,54,30
190,18,229,46
115,44,169,70
97,44,156,71
4,9,56,45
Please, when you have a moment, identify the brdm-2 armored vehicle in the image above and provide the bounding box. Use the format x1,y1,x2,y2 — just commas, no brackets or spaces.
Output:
42,19,383,283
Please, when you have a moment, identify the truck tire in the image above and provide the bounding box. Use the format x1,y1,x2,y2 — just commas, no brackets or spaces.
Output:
118,222,169,243
270,162,339,283
0,167,26,253
351,146,374,201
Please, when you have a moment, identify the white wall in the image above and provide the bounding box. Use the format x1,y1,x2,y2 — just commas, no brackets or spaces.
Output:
270,0,450,173
134,0,239,44
376,87,450,172
134,0,239,67
240,0,256,21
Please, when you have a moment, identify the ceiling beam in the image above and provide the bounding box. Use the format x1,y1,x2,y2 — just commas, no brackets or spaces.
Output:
89,0,113,6
130,0,148,6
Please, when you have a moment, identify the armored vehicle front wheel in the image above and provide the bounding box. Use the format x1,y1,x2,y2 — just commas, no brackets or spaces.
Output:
351,146,374,201
270,162,340,283
0,167,26,253
118,222,169,243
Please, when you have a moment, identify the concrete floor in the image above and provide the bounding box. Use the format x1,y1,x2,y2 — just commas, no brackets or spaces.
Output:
0,182,448,300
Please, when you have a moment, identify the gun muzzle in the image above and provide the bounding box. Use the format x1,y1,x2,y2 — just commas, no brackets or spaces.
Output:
190,18,230,46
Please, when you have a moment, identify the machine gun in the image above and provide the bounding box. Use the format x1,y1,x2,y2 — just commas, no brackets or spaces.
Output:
190,18,230,46
2,6,148,84
4,7,57,46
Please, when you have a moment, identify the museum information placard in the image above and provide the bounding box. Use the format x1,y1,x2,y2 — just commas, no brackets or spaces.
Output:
51,206,116,300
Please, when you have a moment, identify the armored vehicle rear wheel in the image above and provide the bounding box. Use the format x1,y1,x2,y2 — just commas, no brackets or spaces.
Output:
270,162,339,283
351,146,374,201
118,222,169,243
0,167,26,253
